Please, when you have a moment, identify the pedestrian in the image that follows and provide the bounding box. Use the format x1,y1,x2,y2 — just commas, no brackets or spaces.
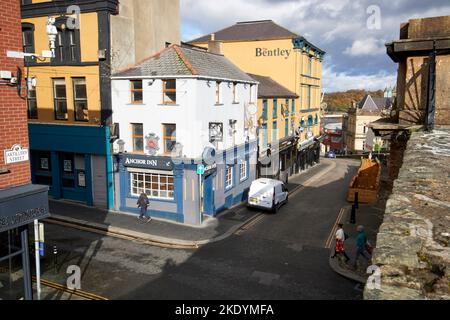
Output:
331,223,350,262
137,192,151,221
353,225,371,269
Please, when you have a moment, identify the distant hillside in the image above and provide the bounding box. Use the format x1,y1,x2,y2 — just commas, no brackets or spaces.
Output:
323,89,384,112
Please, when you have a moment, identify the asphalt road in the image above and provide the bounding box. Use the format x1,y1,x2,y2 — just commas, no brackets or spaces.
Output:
40,158,362,300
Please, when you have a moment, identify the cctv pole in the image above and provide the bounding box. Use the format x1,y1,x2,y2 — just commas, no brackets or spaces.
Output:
34,220,41,300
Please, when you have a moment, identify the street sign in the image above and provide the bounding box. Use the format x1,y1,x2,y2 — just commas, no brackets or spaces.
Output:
197,164,205,175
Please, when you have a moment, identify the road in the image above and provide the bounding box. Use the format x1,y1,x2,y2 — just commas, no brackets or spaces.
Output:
39,158,362,300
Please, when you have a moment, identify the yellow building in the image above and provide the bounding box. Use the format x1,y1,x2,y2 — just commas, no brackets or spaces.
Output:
190,20,325,180
20,0,180,208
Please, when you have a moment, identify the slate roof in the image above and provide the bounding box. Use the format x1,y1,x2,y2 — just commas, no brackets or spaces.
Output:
189,20,299,43
247,73,297,98
358,95,392,111
113,45,256,83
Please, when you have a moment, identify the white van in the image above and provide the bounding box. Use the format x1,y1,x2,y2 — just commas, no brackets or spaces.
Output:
247,178,289,213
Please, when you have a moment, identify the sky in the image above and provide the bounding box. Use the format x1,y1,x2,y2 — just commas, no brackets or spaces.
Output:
180,0,450,93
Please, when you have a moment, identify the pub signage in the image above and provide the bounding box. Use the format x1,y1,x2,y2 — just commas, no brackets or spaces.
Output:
256,48,291,59
4,144,29,165
122,154,174,171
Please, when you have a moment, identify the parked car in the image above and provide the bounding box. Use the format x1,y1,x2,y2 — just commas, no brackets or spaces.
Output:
247,178,289,213
325,151,336,158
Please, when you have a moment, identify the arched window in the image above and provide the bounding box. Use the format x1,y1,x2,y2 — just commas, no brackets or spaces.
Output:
308,115,313,127
22,23,35,63
53,17,81,63
314,114,318,125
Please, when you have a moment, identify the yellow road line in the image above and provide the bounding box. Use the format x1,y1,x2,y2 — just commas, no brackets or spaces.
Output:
33,276,108,300
325,207,346,249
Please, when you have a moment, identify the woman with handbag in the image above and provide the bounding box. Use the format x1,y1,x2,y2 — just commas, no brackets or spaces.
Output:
331,223,350,262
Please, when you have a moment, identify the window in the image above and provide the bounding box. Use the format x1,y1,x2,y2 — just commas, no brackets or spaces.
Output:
53,18,80,63
130,80,143,104
285,118,289,137
163,124,176,154
225,166,233,189
22,23,35,63
291,98,295,114
262,99,268,121
215,81,221,104
73,78,88,121
272,121,277,142
315,114,319,125
308,115,313,127
285,99,290,117
262,123,268,148
21,0,32,4
273,99,278,119
233,83,239,103
53,78,68,120
130,172,174,200
250,85,255,103
308,56,313,76
132,123,144,152
163,79,176,104
26,79,37,119
307,86,312,110
239,160,248,181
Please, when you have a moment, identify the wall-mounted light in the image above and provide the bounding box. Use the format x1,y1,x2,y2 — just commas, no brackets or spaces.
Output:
148,79,155,86
206,80,211,87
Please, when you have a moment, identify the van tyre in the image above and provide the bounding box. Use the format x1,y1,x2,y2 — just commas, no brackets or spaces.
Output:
272,200,279,214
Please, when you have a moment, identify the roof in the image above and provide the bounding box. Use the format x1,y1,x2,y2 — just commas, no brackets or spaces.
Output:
358,95,392,111
113,44,256,82
189,20,299,43
247,73,297,98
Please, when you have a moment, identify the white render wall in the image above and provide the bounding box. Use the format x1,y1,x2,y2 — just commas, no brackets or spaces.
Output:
112,78,258,159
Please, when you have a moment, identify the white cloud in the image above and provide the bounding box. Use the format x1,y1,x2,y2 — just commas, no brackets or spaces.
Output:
323,66,396,92
343,38,386,56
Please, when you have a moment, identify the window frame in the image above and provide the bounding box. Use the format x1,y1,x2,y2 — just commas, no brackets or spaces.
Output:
130,171,175,200
232,82,239,104
239,160,248,182
131,123,144,153
225,165,234,190
272,120,278,142
215,81,222,104
72,77,89,122
26,78,38,119
262,99,268,121
273,99,278,119
130,80,143,104
52,18,81,63
162,79,177,105
163,123,177,154
21,23,35,63
52,78,68,121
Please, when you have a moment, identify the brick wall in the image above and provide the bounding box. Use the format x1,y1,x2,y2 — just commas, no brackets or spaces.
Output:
0,0,31,189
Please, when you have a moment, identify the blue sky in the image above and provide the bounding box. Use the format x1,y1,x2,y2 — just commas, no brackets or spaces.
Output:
180,0,450,92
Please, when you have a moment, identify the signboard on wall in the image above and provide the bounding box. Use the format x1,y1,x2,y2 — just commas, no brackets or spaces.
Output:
122,154,174,171
4,144,29,165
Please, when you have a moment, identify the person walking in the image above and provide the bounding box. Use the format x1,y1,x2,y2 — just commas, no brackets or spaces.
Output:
353,225,371,269
137,192,151,221
331,223,350,262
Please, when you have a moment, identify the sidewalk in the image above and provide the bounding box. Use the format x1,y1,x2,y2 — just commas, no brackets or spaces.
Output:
329,202,386,283
45,160,334,248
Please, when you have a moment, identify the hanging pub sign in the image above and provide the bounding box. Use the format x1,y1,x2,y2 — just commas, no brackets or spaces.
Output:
4,144,29,165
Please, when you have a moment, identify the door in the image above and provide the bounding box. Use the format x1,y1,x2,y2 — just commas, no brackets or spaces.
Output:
203,174,215,215
92,155,107,208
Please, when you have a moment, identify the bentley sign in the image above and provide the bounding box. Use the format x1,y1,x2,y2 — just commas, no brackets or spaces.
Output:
4,144,29,165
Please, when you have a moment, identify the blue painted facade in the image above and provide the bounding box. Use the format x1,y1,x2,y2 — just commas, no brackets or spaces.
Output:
28,123,114,209
114,141,257,225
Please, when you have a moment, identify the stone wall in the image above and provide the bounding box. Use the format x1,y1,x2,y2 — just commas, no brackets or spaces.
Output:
364,130,450,300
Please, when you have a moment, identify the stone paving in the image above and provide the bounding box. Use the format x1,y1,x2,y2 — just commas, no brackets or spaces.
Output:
364,130,450,300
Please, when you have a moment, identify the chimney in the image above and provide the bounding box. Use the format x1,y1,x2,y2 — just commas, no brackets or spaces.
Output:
208,33,223,55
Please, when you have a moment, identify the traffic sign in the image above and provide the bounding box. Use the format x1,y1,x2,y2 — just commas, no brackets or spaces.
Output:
197,164,205,175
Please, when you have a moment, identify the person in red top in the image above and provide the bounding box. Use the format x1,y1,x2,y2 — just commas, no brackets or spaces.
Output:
331,223,350,262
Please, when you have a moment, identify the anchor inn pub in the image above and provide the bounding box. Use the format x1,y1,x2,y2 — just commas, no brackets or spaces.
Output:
111,44,258,225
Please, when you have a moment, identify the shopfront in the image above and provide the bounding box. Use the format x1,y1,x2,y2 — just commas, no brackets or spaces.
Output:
28,124,113,209
114,141,257,225
0,184,49,300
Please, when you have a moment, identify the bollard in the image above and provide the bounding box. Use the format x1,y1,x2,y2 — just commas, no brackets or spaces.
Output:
53,245,58,274
350,204,356,225
354,192,359,209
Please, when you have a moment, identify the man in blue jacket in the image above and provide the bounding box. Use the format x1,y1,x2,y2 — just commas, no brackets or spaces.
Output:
353,225,371,269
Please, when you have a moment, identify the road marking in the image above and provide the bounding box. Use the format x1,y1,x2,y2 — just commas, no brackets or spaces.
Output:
325,207,346,249
235,214,265,235
32,277,108,300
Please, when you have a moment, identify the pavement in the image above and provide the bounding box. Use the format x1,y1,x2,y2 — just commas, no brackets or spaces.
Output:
45,159,336,248
328,202,386,284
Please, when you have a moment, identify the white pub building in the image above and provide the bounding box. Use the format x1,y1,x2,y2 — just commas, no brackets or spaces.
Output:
111,44,259,225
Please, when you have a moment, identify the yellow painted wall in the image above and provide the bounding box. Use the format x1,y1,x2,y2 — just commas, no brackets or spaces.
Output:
22,12,101,125
195,38,323,140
